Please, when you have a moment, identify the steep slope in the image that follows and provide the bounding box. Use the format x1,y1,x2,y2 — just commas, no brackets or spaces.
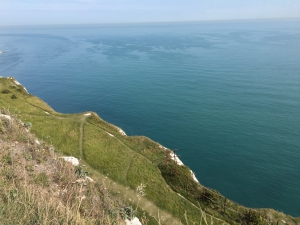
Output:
0,77,299,225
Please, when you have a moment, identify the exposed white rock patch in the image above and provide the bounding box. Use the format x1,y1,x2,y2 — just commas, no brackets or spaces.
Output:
8,77,28,94
170,152,184,166
106,132,114,137
117,128,126,136
13,79,21,86
159,145,167,150
0,114,11,120
45,111,49,115
125,217,142,225
190,170,200,184
34,139,41,145
84,112,91,116
86,176,94,182
60,156,79,166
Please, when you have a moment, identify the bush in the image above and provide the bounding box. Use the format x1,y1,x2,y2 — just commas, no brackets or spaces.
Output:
11,94,17,99
1,89,11,94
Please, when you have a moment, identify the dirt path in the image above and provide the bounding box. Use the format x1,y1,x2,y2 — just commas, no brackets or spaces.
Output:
77,114,182,224
79,116,85,158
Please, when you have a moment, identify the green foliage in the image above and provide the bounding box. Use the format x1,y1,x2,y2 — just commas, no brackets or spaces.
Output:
9,189,18,200
24,153,32,161
1,77,298,225
119,206,136,220
11,94,17,99
1,89,11,94
2,168,16,180
2,154,12,165
24,122,32,128
34,172,49,187
75,166,88,178
25,164,34,172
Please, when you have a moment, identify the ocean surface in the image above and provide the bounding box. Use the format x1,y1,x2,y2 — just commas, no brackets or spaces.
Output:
0,19,299,216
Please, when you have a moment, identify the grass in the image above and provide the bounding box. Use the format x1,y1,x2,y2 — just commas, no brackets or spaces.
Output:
1,77,299,225
0,112,127,225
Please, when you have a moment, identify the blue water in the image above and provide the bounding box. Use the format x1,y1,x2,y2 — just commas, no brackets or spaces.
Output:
1,19,300,216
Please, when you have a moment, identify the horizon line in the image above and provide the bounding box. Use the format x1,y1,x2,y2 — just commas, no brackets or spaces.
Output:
1,17,300,28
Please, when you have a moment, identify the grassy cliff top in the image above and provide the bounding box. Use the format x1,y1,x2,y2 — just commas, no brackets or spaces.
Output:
0,77,299,225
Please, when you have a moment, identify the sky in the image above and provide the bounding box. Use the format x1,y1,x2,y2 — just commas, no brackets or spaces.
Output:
0,0,300,26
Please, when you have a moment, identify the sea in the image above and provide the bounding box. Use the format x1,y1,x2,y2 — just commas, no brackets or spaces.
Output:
0,19,299,216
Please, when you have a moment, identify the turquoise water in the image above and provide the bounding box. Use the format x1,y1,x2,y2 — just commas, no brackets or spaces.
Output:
0,19,300,216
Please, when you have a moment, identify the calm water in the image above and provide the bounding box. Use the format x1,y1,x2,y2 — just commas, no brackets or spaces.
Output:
0,19,299,216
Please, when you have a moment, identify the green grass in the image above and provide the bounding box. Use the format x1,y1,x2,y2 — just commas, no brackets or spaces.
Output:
1,77,299,225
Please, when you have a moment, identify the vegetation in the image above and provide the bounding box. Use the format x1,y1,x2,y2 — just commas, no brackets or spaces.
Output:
1,77,299,225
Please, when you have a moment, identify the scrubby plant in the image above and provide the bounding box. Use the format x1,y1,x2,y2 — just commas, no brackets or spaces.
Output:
34,172,49,187
2,153,12,165
1,89,11,94
11,94,17,99
119,206,136,220
75,166,88,178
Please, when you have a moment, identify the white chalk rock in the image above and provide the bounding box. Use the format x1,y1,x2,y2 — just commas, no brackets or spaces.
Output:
0,114,11,120
117,128,126,136
86,176,94,182
190,170,200,184
60,156,79,166
170,153,184,166
125,217,142,225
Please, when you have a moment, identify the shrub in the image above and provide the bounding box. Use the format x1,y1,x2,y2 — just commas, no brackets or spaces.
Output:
1,89,11,94
11,94,17,99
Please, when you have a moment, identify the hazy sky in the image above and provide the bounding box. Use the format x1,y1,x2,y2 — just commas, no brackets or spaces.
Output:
1,0,300,26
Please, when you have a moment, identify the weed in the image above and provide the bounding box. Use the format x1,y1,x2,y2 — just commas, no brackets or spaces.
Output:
25,164,34,172
75,166,88,178
120,206,136,220
24,153,32,161
2,154,12,165
34,172,49,187
9,189,18,200
2,168,16,180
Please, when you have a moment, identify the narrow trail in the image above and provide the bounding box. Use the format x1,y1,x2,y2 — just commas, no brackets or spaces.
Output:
125,154,134,184
17,96,227,225
77,114,182,225
86,120,154,165
79,116,85,158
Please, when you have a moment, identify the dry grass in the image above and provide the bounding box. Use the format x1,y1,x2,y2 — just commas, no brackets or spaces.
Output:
0,110,126,225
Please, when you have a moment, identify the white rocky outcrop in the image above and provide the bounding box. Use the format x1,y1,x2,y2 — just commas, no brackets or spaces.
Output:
117,127,126,136
125,217,142,225
106,131,114,137
60,156,79,166
0,114,11,120
7,77,28,94
190,170,200,184
170,152,184,166
86,176,94,182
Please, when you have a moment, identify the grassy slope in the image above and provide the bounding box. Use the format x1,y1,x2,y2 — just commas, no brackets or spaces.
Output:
0,77,299,225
